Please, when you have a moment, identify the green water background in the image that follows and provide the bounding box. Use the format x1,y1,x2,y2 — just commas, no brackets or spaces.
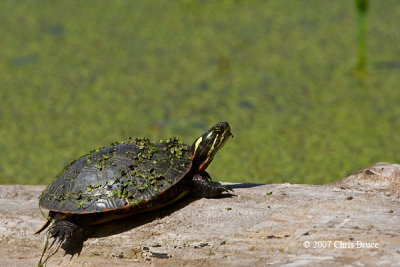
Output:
1,0,399,185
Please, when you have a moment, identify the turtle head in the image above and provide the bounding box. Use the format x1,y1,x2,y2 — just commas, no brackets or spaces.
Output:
191,121,232,172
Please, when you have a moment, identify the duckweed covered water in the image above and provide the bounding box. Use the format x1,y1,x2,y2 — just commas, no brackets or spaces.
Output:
0,1,399,185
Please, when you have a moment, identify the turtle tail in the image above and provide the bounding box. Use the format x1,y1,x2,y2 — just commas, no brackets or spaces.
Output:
35,218,52,234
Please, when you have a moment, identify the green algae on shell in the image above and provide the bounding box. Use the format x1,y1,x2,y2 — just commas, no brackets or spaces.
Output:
39,137,193,213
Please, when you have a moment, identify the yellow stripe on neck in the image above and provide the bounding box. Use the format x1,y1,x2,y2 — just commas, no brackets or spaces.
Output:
193,137,203,155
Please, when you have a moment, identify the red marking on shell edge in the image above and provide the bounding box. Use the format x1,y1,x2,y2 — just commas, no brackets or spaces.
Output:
123,206,131,211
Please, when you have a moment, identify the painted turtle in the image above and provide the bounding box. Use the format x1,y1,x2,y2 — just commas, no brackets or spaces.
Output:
36,122,233,240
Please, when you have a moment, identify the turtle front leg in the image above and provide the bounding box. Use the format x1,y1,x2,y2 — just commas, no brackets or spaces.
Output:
190,174,233,198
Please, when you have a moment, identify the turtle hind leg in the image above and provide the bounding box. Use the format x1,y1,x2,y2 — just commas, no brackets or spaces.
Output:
190,174,234,198
37,218,81,266
38,220,79,266
50,220,79,242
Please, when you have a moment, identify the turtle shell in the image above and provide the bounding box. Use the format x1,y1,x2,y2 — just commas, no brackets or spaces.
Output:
39,137,193,214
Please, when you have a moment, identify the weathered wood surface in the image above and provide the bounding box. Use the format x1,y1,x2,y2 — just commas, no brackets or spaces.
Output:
1,163,399,266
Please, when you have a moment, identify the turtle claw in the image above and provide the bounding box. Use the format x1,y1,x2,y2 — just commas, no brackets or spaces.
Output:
213,183,235,198
57,236,64,245
221,185,235,196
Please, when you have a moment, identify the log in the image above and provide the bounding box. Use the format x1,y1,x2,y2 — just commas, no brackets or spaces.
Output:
1,163,399,266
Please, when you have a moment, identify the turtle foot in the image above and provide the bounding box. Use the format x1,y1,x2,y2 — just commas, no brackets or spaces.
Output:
50,220,79,243
190,175,234,198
